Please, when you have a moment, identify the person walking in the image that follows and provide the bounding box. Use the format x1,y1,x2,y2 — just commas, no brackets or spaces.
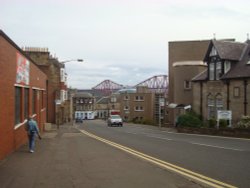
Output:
26,116,41,153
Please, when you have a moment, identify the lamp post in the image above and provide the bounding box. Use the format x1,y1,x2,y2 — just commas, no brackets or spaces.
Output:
61,59,83,64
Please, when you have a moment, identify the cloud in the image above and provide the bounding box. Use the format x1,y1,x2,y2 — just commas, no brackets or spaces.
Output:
1,0,250,89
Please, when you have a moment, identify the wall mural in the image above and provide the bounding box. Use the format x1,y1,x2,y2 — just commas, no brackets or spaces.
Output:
16,52,30,85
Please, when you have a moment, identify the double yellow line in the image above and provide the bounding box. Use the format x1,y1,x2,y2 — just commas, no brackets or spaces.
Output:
79,129,237,188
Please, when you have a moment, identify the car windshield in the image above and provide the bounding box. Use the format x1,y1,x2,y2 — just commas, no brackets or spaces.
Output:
110,115,121,119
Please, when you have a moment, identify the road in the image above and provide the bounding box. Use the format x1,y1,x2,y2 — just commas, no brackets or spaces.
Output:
78,120,250,188
0,123,203,188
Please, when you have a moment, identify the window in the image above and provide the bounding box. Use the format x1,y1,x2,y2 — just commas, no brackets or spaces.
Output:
135,96,144,101
60,68,65,82
124,95,129,100
111,97,117,102
32,89,37,114
233,87,240,97
24,88,29,119
135,106,144,111
15,87,22,125
210,47,217,56
209,62,215,80
124,106,129,110
224,61,231,73
215,61,222,80
184,80,191,89
215,94,223,111
60,90,65,102
207,94,215,119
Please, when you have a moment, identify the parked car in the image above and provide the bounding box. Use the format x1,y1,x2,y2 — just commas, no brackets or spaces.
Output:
75,118,83,123
107,115,123,127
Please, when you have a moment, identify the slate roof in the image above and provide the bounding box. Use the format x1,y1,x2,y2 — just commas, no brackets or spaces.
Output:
213,40,247,61
192,70,207,82
221,41,250,79
96,97,109,104
74,92,93,98
193,39,250,82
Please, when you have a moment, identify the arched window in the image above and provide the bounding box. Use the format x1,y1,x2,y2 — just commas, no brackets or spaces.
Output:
207,94,215,119
215,93,223,111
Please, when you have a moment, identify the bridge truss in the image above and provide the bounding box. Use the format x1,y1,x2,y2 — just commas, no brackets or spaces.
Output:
134,75,169,95
92,79,124,96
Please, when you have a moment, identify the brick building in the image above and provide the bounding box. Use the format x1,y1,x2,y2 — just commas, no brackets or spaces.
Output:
0,30,47,160
95,93,121,119
119,86,163,125
23,48,68,125
73,92,95,120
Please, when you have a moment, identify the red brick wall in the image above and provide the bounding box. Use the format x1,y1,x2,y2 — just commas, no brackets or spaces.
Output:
0,33,47,160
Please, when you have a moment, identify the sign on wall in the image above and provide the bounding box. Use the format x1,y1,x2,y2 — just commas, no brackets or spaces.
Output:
217,110,232,128
16,53,30,85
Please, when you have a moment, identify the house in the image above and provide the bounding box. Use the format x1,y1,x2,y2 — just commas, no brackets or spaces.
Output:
0,30,47,160
192,39,250,124
119,86,164,125
73,92,95,120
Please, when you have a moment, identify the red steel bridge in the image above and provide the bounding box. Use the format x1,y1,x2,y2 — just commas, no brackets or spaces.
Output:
92,75,168,96
134,75,168,94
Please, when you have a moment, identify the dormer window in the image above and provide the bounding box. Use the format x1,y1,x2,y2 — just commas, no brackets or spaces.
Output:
208,54,222,81
224,60,231,73
216,61,222,80
209,47,217,56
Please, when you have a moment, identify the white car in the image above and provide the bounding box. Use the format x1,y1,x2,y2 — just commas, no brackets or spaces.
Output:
107,115,123,127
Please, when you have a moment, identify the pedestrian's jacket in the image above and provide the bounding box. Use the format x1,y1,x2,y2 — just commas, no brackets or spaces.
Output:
27,120,39,135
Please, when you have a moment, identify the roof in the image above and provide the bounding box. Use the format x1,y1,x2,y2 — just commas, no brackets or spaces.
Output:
192,70,207,82
221,43,250,79
96,97,109,104
195,39,250,81
212,40,247,61
74,92,93,98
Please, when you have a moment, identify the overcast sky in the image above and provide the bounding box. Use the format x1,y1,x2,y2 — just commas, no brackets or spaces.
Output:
1,0,250,89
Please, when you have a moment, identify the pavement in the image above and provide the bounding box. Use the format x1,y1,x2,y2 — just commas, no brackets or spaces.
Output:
0,122,202,188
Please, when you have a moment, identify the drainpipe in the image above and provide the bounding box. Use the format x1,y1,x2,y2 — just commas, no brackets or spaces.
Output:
244,80,248,115
200,82,203,119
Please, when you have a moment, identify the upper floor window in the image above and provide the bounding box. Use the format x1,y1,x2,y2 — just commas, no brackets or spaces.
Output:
135,106,144,111
184,80,191,90
209,56,222,81
209,62,215,80
135,96,144,101
215,61,222,80
210,47,217,56
224,60,231,73
124,95,129,100
124,106,129,110
111,97,117,103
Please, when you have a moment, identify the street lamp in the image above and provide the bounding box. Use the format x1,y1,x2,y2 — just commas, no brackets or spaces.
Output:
61,59,83,64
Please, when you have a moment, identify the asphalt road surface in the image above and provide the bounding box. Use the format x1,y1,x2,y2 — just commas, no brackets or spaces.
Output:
0,123,203,188
78,120,250,188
